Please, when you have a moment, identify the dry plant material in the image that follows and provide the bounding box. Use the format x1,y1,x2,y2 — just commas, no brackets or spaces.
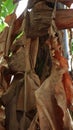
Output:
27,0,73,8
0,0,73,130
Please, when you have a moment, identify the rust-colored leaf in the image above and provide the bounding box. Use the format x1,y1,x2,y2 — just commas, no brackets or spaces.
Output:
5,13,16,25
63,72,73,107
54,50,68,69
54,50,73,108
11,14,24,43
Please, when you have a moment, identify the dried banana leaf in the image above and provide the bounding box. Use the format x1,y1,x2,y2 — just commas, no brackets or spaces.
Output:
30,37,39,69
8,38,31,72
26,2,73,37
35,66,73,130
25,2,53,37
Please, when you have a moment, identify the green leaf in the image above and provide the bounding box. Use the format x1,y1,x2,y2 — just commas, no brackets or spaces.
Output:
0,0,16,17
71,40,73,55
0,0,16,32
0,0,3,12
13,32,24,44
0,22,7,33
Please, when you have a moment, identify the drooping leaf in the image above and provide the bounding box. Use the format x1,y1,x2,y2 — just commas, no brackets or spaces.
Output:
35,65,73,130
54,50,73,107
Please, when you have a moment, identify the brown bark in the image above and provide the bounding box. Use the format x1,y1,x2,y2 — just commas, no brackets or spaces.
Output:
27,0,73,8
47,0,73,7
55,9,73,29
